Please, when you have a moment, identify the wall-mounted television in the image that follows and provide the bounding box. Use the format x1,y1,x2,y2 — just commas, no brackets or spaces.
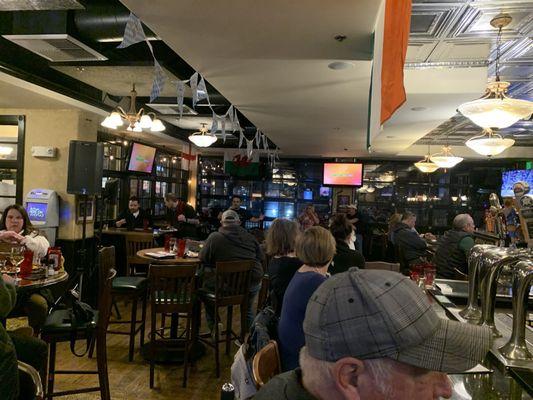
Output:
323,163,363,186
501,169,533,197
128,142,156,173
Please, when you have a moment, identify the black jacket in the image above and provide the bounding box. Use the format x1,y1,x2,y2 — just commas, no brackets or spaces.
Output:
267,256,303,315
116,209,151,230
393,222,427,262
199,224,264,285
329,240,365,275
434,229,473,279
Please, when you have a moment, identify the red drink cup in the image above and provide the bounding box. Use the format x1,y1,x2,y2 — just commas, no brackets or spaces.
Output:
19,250,34,278
177,239,186,257
424,266,436,289
164,234,171,251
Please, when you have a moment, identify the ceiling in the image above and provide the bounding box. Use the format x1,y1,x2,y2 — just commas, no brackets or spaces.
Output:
0,0,530,159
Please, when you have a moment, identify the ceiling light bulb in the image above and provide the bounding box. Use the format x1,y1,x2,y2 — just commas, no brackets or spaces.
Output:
150,118,165,132
465,128,515,156
126,125,133,131
109,111,124,127
101,116,118,129
123,140,128,145
139,114,153,129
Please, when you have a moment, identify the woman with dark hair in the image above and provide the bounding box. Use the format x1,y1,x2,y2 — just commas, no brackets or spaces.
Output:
265,218,302,315
329,213,365,275
0,204,51,332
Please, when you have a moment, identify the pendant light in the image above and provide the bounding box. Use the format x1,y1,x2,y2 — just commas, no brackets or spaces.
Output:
458,14,533,130
188,123,217,147
430,146,463,169
465,128,515,156
414,142,439,173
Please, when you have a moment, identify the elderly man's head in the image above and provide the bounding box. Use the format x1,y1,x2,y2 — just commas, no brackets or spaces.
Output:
300,269,491,400
453,214,475,233
401,211,417,229
220,209,240,226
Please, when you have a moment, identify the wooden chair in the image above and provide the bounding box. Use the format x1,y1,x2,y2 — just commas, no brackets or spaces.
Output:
365,261,400,272
199,260,254,377
149,263,198,388
41,246,116,400
125,233,154,276
256,274,270,313
252,340,281,388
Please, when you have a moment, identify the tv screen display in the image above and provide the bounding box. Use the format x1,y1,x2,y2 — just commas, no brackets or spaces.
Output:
319,186,331,197
26,202,47,223
303,189,313,200
501,169,533,197
128,143,156,173
323,163,363,186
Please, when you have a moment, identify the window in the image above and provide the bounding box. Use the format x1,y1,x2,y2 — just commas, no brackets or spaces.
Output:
0,116,24,210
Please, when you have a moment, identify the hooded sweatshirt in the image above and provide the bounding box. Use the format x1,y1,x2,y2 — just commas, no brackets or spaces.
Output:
392,222,427,262
199,224,264,285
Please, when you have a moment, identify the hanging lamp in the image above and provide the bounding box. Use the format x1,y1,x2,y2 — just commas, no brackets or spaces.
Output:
458,14,533,130
414,142,439,173
188,123,217,147
465,128,515,156
430,146,463,169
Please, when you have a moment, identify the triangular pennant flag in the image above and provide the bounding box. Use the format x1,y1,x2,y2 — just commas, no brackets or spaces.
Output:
239,129,244,148
220,117,227,143
190,72,199,107
117,13,146,49
227,105,234,123
197,76,208,103
145,38,155,58
246,139,253,158
150,61,166,102
233,109,239,132
176,80,185,118
210,111,218,134
263,134,268,150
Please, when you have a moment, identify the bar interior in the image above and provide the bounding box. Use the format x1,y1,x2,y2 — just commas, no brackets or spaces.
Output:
0,1,532,399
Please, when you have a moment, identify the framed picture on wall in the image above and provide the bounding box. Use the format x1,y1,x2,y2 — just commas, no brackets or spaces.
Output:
336,195,350,211
76,197,95,223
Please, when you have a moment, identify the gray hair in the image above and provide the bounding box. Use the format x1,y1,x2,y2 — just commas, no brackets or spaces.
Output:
299,346,397,399
401,211,416,222
453,214,473,230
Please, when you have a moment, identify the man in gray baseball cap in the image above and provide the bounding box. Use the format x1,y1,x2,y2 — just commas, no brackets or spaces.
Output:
255,268,491,399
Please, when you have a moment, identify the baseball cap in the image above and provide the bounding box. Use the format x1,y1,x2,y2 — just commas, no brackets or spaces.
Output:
221,209,240,223
303,268,491,373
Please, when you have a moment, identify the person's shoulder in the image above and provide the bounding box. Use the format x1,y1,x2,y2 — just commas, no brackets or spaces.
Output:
254,370,310,400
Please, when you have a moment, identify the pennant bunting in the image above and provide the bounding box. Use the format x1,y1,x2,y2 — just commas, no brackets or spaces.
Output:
246,139,253,158
150,61,166,102
176,80,186,118
190,72,199,107
227,105,234,124
238,129,244,148
263,134,268,150
210,111,218,134
197,76,208,103
117,13,146,49
220,117,227,143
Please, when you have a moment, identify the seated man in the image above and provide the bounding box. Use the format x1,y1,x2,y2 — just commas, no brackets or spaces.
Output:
199,210,263,331
164,193,199,238
115,195,151,229
393,211,433,267
255,268,491,399
225,195,264,227
434,214,476,279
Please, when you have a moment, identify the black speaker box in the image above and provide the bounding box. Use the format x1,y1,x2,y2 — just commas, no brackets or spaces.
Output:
67,141,104,195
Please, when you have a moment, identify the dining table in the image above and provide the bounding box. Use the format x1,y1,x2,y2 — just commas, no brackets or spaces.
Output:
15,270,68,292
136,247,201,265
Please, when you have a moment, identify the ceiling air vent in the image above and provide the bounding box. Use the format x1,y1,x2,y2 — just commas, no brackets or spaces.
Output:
146,103,198,116
2,34,107,62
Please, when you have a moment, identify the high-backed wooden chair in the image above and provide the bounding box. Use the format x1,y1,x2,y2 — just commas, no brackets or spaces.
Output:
199,260,254,377
252,340,281,388
149,263,198,388
125,233,154,276
41,246,116,400
365,261,400,272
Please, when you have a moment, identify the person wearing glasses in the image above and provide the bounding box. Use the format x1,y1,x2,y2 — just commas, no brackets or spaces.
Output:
434,214,476,279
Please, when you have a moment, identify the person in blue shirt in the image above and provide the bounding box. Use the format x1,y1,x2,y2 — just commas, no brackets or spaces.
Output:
277,226,336,371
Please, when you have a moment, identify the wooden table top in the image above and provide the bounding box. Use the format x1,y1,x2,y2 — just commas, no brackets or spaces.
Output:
15,270,68,290
136,247,200,265
102,228,155,237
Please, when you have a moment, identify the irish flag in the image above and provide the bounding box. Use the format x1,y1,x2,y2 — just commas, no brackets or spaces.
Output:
367,0,412,148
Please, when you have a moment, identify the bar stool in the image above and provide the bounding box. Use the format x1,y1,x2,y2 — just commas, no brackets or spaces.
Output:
149,263,197,388
199,260,253,377
41,246,115,400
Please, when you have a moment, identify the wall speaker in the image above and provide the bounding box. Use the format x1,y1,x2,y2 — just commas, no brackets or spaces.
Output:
67,141,103,195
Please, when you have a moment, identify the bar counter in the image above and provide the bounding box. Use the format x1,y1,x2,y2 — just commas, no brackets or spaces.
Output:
428,290,532,399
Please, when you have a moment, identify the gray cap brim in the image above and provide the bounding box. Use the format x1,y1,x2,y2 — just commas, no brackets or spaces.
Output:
391,318,492,373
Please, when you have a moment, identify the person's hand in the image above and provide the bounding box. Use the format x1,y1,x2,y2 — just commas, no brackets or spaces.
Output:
177,214,186,222
424,232,436,241
0,231,25,243
116,219,127,227
2,274,15,285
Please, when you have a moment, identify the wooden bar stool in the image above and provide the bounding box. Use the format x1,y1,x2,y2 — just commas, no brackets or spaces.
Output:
41,246,116,400
149,263,198,388
199,260,253,377
125,233,154,276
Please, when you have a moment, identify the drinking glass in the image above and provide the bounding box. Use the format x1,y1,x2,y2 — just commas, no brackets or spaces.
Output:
424,267,436,290
10,245,25,281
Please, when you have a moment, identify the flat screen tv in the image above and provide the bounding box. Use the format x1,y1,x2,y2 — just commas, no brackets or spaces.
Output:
323,163,363,186
501,169,533,197
128,142,156,173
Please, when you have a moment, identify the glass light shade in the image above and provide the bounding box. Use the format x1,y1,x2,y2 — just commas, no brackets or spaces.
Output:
465,135,515,156
0,146,13,156
414,160,439,173
139,114,153,128
188,132,218,147
133,121,142,132
366,186,375,193
108,112,124,127
101,116,118,129
458,97,533,129
150,119,165,132
430,146,463,168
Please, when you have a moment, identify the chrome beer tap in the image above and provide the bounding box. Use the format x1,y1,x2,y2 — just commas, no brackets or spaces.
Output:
498,258,533,360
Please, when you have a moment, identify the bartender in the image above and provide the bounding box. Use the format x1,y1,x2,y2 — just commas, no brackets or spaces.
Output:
164,193,199,238
115,196,151,229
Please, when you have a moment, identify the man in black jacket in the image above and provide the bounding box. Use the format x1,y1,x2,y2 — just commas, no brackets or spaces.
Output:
115,196,151,229
434,214,475,279
393,212,433,268
199,209,264,331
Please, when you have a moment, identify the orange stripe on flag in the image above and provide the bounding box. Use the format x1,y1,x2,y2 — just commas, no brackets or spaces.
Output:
381,0,412,125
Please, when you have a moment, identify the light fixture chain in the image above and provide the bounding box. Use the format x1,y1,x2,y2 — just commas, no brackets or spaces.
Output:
495,25,502,81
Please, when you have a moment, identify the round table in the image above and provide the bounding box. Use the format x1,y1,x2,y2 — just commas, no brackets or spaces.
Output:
136,247,200,264
15,270,68,292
